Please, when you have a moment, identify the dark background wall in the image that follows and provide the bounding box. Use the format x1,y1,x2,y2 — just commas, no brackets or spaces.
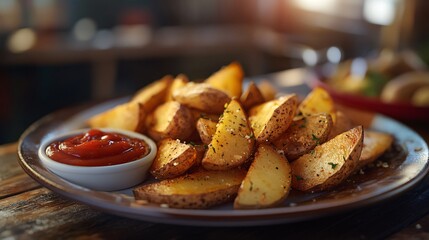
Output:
0,0,427,144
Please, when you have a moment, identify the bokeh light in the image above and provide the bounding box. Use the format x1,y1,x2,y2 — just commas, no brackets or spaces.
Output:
7,28,37,53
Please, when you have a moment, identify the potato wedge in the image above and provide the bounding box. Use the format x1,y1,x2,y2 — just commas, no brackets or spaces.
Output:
291,126,364,192
234,144,292,209
172,82,231,114
240,81,266,110
165,74,189,102
88,76,172,132
357,130,394,169
147,101,194,142
258,80,277,101
327,110,354,140
249,94,298,142
299,87,337,123
132,75,173,113
150,138,198,180
202,99,255,170
196,118,218,145
87,101,146,133
133,168,246,209
205,61,244,98
273,113,333,161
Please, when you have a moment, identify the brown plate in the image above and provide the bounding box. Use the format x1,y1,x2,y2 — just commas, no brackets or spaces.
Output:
18,95,429,226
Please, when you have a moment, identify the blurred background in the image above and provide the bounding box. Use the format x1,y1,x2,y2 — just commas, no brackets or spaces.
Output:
0,0,428,144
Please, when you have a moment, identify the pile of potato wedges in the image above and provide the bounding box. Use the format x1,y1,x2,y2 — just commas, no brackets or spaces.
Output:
87,62,394,209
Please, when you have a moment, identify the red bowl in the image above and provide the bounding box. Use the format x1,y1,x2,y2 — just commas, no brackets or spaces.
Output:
306,67,429,122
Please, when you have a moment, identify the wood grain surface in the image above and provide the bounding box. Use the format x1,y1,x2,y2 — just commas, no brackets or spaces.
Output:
1,132,429,239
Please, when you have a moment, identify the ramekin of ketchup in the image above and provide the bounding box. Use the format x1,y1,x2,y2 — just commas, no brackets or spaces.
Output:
46,129,151,167
38,128,157,191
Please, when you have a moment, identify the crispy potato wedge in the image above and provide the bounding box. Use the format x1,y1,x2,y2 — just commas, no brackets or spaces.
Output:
273,113,333,161
202,99,255,170
234,144,292,209
240,81,266,110
299,87,337,123
357,130,394,169
249,94,298,142
205,61,244,98
165,74,189,102
257,80,277,101
196,118,218,145
132,75,173,113
172,82,231,114
88,76,173,133
291,126,364,192
327,110,355,140
147,101,194,142
133,168,246,209
190,110,220,142
150,138,198,180
87,101,146,132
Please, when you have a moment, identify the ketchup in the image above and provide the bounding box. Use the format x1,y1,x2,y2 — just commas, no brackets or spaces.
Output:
46,129,150,166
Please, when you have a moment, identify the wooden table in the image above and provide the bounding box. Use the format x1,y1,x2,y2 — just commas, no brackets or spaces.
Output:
2,70,429,239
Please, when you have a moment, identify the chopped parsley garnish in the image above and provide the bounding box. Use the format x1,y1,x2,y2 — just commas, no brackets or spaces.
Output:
312,134,320,145
328,162,338,169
